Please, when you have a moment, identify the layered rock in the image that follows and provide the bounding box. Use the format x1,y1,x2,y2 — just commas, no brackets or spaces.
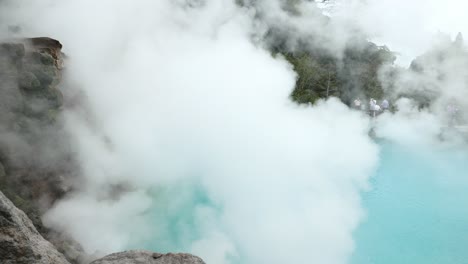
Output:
0,190,70,264
90,250,206,264
0,37,70,206
0,37,83,263
0,37,64,124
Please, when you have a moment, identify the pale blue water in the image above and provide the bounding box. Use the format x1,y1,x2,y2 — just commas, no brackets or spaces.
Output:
133,182,218,252
137,141,468,263
352,141,468,264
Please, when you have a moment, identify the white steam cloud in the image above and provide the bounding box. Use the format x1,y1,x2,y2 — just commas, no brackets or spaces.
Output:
3,0,468,264
334,0,468,65
1,1,379,263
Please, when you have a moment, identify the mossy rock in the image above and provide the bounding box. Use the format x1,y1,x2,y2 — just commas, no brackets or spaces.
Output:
0,43,25,59
40,53,55,66
11,116,29,133
18,71,42,91
29,51,55,66
21,87,63,118
32,68,54,86
21,97,51,117
46,87,64,108
0,163,5,188
0,67,19,78
45,109,59,123
22,62,58,86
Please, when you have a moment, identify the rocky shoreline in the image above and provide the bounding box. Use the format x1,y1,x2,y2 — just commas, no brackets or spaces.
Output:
1,190,205,264
0,38,204,264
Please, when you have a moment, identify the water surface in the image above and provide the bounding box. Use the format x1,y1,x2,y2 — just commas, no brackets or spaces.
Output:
137,141,468,263
352,141,468,264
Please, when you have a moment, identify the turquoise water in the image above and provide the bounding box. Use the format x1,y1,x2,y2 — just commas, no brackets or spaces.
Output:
352,141,468,264
137,141,468,263
131,181,219,253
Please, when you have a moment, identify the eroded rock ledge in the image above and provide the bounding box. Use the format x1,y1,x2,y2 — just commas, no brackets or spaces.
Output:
1,190,206,263
90,250,206,264
0,191,70,264
0,36,83,263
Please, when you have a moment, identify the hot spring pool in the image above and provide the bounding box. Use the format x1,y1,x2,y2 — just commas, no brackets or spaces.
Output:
137,141,468,263
351,141,468,264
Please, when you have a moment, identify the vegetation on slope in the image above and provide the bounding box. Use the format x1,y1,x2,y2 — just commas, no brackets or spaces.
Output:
282,43,396,105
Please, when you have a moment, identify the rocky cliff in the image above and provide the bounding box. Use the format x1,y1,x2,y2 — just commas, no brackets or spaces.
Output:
0,37,84,263
1,189,205,264
0,37,71,209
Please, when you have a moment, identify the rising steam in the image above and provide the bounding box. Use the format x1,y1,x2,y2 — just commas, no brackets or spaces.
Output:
2,1,468,264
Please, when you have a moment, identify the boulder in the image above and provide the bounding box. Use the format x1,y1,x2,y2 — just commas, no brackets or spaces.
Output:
90,250,206,264
0,191,70,264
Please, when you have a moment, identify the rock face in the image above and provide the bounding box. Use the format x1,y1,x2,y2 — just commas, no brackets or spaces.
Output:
90,250,206,264
0,37,84,263
0,37,64,123
0,37,72,212
0,190,70,264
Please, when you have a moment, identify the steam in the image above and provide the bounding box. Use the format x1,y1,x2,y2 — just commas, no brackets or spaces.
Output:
340,0,468,144
334,0,468,65
0,1,380,263
2,0,468,264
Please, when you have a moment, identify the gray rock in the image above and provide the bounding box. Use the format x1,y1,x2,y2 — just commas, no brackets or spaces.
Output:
18,71,42,90
0,191,70,264
0,162,5,179
90,250,206,264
